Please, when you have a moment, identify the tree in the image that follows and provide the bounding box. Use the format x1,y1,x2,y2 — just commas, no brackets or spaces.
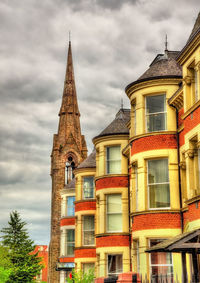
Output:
0,245,12,283
0,211,43,283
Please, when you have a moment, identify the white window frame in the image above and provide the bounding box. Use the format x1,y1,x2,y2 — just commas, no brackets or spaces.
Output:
106,146,121,174
83,176,94,199
107,254,123,277
145,94,167,133
65,229,75,257
149,239,173,280
82,215,95,246
106,194,122,233
67,196,75,216
147,159,170,210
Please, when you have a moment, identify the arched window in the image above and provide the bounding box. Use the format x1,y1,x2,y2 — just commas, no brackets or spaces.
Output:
65,156,76,184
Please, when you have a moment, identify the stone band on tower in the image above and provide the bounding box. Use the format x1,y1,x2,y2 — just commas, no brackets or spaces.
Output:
48,41,87,283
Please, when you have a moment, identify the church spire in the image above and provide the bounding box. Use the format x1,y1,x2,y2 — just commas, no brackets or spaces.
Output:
59,40,80,116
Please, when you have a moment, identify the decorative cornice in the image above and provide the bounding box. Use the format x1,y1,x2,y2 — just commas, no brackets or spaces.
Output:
74,199,96,204
126,77,181,98
93,134,129,146
96,232,129,238
185,195,200,205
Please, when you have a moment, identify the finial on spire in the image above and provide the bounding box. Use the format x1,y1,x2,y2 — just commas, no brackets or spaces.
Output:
121,98,123,109
69,30,71,42
165,34,168,52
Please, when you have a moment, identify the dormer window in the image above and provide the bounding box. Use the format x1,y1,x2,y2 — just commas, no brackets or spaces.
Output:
146,94,166,133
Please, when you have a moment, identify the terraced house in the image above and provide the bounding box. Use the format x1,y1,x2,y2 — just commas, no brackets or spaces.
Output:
49,12,200,283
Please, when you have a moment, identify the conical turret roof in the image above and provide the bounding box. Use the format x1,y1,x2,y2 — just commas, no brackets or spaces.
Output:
93,109,130,140
126,51,182,90
77,149,96,169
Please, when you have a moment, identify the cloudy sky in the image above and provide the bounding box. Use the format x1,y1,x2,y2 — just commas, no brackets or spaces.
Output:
0,0,200,245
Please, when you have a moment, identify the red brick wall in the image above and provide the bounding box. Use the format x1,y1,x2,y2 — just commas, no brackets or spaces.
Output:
179,106,200,147
59,257,74,263
75,201,96,212
96,176,128,191
96,235,129,247
75,248,96,258
132,213,181,231
60,217,75,226
33,245,48,282
183,201,200,226
131,134,177,155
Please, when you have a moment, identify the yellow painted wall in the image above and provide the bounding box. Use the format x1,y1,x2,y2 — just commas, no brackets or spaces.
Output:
94,137,129,178
130,148,180,213
132,228,182,280
128,82,180,139
96,246,130,277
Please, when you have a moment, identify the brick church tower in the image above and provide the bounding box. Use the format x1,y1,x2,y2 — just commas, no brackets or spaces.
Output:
48,41,87,283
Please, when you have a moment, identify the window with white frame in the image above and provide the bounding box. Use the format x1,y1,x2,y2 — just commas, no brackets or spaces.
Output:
106,194,122,232
67,196,75,216
107,254,123,277
106,146,121,174
146,94,166,132
148,159,170,209
150,239,173,280
83,176,94,199
83,215,95,246
65,229,75,256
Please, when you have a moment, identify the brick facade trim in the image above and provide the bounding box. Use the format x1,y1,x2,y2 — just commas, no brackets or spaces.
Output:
131,134,177,155
60,217,75,226
96,235,129,247
132,213,181,231
75,201,96,212
96,176,128,190
75,248,96,258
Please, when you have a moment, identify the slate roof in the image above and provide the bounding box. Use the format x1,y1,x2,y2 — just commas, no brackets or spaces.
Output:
94,109,130,139
177,12,200,60
125,51,182,91
77,149,96,169
65,177,75,189
187,12,200,44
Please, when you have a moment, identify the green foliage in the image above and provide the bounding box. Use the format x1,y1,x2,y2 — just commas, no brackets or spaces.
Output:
0,211,43,283
0,266,12,283
66,268,95,283
0,245,12,283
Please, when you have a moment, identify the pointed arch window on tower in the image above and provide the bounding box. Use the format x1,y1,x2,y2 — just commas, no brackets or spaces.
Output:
65,156,76,184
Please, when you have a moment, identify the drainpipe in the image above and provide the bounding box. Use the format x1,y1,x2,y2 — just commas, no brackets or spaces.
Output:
127,155,132,272
170,103,186,282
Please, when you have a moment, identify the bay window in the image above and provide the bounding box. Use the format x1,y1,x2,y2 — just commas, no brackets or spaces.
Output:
107,194,122,232
83,215,95,246
146,94,166,132
107,254,123,277
83,176,94,199
150,239,173,281
65,229,75,256
67,196,75,216
106,146,121,174
148,159,170,209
